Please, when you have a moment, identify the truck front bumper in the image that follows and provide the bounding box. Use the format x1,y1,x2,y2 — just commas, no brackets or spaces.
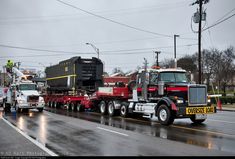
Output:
18,103,45,109
176,104,216,117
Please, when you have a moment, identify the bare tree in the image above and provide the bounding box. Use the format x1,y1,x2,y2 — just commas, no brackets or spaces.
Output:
112,67,124,74
220,46,235,94
177,55,197,72
161,58,174,68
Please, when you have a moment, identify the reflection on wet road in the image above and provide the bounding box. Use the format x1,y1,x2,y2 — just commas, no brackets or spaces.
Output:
44,107,235,152
2,107,235,156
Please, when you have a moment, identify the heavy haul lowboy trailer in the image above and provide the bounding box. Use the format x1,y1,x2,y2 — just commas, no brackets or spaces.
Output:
44,86,130,111
44,57,216,125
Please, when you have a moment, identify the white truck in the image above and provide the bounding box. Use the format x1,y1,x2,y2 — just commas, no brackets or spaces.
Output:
3,66,45,112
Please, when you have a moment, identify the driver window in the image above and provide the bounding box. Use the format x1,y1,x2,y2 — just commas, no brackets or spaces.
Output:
150,73,158,84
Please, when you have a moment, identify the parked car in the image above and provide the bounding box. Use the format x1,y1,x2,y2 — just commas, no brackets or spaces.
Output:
0,87,7,107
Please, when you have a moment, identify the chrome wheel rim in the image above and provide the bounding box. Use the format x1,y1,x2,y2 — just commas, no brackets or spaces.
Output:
108,104,114,114
159,109,167,121
121,106,126,115
100,103,105,113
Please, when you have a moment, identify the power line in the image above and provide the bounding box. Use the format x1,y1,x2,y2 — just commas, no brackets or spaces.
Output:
0,44,93,54
0,1,190,22
24,35,196,49
56,0,173,38
101,43,198,53
203,13,235,31
213,7,235,24
0,43,197,59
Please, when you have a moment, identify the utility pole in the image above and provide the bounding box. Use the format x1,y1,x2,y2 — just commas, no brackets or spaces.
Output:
198,0,202,84
174,35,180,68
155,51,161,67
191,0,209,84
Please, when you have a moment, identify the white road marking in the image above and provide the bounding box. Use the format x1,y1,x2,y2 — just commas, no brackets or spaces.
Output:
97,126,129,137
208,119,235,124
2,117,58,156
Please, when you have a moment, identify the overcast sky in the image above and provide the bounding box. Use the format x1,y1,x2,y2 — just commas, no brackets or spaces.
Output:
0,0,235,74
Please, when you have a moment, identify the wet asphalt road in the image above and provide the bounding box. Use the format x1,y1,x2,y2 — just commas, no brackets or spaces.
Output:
1,107,235,156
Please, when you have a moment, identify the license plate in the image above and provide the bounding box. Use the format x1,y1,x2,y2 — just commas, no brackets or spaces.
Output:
195,114,207,119
186,106,214,115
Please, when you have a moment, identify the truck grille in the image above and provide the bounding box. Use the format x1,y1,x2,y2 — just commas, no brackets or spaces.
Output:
188,85,207,106
27,95,39,102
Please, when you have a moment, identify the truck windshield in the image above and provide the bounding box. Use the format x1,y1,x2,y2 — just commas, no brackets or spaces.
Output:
19,84,36,90
159,72,188,83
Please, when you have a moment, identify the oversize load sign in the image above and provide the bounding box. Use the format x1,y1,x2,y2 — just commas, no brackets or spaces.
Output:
186,106,215,114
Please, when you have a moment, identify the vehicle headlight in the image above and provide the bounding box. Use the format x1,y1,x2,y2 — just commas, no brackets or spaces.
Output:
39,97,45,103
18,99,26,104
207,99,211,103
176,99,184,104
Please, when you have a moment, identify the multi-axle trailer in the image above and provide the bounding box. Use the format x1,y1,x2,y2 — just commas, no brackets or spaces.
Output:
44,56,216,125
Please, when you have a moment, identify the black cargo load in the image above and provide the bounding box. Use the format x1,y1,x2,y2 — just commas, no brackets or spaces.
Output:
45,56,103,92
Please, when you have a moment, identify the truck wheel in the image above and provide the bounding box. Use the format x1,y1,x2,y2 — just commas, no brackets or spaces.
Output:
99,101,107,115
77,103,84,112
157,104,174,126
68,103,72,111
55,102,60,109
38,108,44,112
52,102,55,108
71,103,77,112
190,115,206,124
48,101,51,107
108,101,115,117
120,102,129,118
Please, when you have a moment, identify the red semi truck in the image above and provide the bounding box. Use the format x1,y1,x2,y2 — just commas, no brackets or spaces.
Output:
44,57,216,125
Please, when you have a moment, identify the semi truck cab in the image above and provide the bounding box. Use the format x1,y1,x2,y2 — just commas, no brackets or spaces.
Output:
122,67,216,125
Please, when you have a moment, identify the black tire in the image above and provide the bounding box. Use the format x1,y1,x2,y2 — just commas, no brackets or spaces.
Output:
157,104,175,126
48,101,51,107
55,102,61,109
38,108,44,112
108,101,115,117
71,103,77,112
52,101,55,108
99,101,107,115
190,115,206,124
68,103,72,111
77,103,84,112
120,102,129,118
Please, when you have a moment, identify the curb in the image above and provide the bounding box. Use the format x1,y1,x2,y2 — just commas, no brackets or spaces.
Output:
216,108,235,112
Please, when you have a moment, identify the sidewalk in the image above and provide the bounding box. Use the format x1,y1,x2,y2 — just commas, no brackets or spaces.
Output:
217,104,235,112
0,116,50,156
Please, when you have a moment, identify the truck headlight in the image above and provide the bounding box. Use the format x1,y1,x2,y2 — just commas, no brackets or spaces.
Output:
176,99,184,104
207,99,211,103
18,99,26,104
39,98,45,103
